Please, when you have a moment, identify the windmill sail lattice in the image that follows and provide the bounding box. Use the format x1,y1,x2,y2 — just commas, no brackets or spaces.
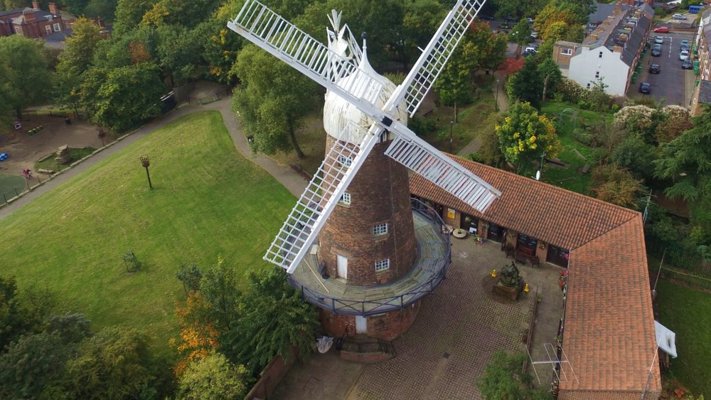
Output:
228,0,500,273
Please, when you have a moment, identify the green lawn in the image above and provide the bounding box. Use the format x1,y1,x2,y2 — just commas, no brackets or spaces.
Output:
0,111,294,351
656,279,711,397
540,101,612,194
0,173,25,200
35,146,95,173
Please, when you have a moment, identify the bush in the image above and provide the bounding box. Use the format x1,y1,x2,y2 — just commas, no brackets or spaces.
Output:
572,128,593,146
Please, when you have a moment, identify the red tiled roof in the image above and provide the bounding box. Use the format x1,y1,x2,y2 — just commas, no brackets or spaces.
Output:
409,157,660,397
409,156,638,250
560,216,660,395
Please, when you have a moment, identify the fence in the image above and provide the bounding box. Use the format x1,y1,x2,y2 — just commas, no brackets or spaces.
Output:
660,266,711,292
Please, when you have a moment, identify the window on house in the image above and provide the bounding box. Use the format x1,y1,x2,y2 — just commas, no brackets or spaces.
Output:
45,25,52,34
598,51,603,58
560,48,573,56
595,71,600,78
374,259,390,272
586,83,591,89
339,192,351,205
372,223,388,236
53,23,61,32
337,155,352,167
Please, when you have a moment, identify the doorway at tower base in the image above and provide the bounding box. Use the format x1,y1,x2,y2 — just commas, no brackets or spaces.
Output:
320,300,421,342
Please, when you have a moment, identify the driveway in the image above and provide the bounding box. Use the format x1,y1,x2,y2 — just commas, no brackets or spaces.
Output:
273,238,564,400
638,31,695,106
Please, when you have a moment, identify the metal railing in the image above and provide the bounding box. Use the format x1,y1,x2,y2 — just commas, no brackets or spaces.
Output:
289,198,452,316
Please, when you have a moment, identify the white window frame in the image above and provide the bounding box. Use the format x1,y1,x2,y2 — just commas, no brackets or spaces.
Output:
53,23,61,32
595,71,600,78
374,259,390,272
372,223,388,236
560,48,573,56
44,25,52,34
339,192,351,205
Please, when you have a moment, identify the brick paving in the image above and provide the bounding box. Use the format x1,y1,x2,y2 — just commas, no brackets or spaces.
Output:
275,238,564,400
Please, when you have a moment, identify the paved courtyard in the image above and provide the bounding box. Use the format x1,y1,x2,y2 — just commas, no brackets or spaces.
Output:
274,236,565,400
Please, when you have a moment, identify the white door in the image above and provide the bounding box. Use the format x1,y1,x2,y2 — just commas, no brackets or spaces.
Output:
355,315,367,334
337,255,348,279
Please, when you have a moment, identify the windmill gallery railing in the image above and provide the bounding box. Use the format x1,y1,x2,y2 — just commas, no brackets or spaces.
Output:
288,198,452,316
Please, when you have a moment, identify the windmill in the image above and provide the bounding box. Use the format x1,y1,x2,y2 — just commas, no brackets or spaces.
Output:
228,0,500,340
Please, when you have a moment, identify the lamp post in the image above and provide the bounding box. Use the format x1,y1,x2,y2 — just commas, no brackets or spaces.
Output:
449,120,454,153
140,155,153,190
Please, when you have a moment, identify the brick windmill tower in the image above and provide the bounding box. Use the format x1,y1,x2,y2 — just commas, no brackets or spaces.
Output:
229,0,499,341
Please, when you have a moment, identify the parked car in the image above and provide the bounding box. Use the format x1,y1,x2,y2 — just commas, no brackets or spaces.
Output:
639,82,651,94
523,47,537,56
530,31,539,39
682,59,693,69
679,49,690,61
652,44,662,57
680,39,690,51
649,63,661,74
654,26,670,33
672,13,686,20
654,36,664,44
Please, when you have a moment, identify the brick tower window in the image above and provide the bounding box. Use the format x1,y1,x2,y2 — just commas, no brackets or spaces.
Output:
374,259,390,272
339,192,351,206
372,223,388,236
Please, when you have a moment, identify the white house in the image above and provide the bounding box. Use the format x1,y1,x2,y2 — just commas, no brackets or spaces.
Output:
553,3,653,97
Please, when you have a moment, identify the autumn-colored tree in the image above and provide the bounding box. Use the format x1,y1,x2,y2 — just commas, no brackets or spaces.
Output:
591,164,643,209
495,101,560,175
177,352,250,400
172,292,220,376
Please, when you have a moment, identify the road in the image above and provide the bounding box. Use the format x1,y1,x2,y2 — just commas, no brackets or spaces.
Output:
640,31,695,106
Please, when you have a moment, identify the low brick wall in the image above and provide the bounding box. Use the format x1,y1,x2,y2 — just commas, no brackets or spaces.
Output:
245,355,293,400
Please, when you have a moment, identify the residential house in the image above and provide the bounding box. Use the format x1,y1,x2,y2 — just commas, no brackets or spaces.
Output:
691,9,711,115
553,3,653,97
0,2,68,42
411,156,662,399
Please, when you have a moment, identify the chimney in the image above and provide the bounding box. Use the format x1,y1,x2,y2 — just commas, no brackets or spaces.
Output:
32,1,39,9
49,2,58,15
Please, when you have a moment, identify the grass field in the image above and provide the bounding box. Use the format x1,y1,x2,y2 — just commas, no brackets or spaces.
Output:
656,279,711,397
541,102,612,194
0,111,294,351
35,146,95,172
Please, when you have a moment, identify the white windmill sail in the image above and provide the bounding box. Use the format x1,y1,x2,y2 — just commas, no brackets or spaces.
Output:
228,0,499,273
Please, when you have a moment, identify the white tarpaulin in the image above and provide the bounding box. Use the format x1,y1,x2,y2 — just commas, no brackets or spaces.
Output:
655,321,677,358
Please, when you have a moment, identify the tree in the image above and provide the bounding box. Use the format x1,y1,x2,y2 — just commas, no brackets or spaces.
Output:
91,62,165,132
113,0,157,37
83,0,118,21
537,57,561,102
232,44,320,158
591,164,643,208
495,101,560,175
55,18,103,116
221,268,318,373
469,22,508,73
401,0,447,69
66,327,162,400
610,134,657,181
200,259,241,331
655,105,692,144
156,24,205,86
141,0,222,29
434,31,478,115
0,332,73,399
176,264,203,295
507,58,543,108
0,35,52,119
172,292,220,376
0,276,45,351
177,352,250,400
478,351,550,400
655,108,711,262
508,18,531,57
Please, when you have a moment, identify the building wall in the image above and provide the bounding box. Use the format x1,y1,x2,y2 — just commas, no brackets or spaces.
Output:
568,46,630,96
320,302,420,341
553,44,577,68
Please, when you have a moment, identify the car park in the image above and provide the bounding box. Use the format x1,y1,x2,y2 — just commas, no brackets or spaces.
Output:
649,64,661,74
654,36,664,44
639,82,651,94
679,49,689,61
654,26,670,33
682,59,693,69
652,44,662,56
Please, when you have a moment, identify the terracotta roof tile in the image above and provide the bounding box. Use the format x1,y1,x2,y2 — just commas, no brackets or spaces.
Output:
409,156,638,250
560,216,660,394
409,157,660,396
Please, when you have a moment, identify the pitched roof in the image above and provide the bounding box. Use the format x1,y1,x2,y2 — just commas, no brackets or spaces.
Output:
560,216,660,394
409,156,638,250
410,157,660,395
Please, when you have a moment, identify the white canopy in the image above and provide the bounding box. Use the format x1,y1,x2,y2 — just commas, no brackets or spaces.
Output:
655,321,677,358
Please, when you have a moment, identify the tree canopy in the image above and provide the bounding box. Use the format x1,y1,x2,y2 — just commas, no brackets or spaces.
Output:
0,35,52,119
